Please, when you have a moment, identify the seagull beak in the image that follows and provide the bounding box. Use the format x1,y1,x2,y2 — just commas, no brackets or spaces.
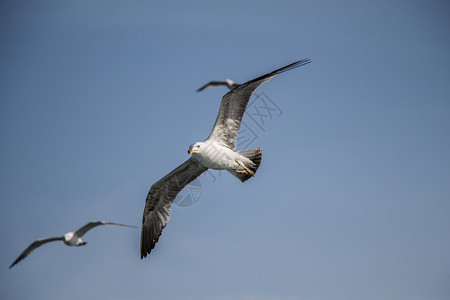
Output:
188,149,196,154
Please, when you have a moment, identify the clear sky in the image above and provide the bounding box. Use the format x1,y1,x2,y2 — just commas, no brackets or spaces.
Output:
1,1,449,299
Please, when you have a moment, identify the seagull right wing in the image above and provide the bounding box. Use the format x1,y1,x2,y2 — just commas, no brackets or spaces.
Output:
207,58,311,149
9,236,64,268
141,157,208,259
74,221,138,238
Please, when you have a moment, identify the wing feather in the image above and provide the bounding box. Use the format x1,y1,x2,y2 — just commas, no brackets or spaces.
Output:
74,221,137,237
9,236,64,268
140,157,208,258
207,59,311,149
196,81,229,92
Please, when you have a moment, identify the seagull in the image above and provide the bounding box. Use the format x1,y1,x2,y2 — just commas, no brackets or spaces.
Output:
196,78,240,92
141,59,311,259
9,221,137,268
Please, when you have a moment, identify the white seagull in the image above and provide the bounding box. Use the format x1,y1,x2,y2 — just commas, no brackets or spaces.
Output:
9,221,137,268
141,59,311,259
196,78,239,92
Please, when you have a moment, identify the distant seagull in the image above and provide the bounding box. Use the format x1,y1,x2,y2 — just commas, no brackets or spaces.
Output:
196,78,239,92
141,59,311,259
9,221,137,268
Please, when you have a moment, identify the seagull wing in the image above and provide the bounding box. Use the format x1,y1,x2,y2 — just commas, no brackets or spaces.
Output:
196,81,229,92
74,221,138,237
9,236,64,268
207,58,311,149
141,157,208,258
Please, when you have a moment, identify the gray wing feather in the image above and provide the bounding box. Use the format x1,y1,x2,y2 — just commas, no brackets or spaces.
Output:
207,59,311,149
74,221,137,237
9,236,64,268
141,157,208,258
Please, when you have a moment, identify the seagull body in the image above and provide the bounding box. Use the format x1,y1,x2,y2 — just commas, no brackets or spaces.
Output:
63,232,86,246
141,59,311,258
9,221,137,268
189,140,241,170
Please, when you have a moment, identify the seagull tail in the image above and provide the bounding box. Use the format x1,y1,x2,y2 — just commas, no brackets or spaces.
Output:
228,147,262,182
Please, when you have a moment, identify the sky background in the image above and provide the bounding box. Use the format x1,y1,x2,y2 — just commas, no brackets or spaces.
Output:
1,1,449,299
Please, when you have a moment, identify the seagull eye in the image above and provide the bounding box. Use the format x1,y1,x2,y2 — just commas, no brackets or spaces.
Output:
197,145,200,148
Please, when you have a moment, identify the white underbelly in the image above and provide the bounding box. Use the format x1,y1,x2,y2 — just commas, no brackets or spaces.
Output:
193,144,238,170
65,237,81,246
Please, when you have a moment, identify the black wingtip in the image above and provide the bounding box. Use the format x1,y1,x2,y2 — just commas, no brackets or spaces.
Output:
9,260,18,269
235,58,311,90
108,222,139,229
271,58,312,76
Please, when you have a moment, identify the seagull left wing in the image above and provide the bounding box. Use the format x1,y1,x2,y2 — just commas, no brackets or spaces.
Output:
74,221,138,237
9,236,64,268
196,81,229,92
141,157,208,258
207,59,311,149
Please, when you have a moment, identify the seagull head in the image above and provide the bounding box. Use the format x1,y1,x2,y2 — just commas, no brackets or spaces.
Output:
226,79,235,86
188,142,203,154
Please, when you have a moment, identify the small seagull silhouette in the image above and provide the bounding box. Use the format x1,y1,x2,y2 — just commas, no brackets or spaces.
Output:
9,221,137,268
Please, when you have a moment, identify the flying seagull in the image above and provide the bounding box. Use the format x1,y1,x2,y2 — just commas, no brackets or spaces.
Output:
196,78,239,92
141,59,311,259
9,221,137,268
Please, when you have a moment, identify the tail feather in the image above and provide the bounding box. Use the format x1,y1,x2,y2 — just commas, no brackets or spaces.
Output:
228,147,262,182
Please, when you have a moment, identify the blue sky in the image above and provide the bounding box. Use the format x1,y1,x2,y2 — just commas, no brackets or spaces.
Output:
1,1,449,299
